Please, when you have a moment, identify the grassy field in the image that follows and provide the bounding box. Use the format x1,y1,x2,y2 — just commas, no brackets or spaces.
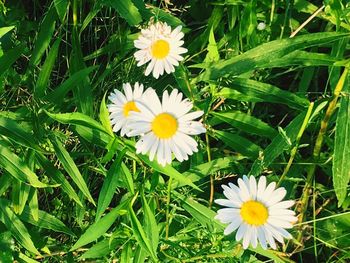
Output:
0,0,350,262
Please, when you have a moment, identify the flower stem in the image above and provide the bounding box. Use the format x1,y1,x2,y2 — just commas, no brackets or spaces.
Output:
206,133,214,208
165,177,173,240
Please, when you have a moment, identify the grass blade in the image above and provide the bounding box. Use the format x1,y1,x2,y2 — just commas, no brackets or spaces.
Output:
0,203,40,255
70,197,129,251
212,111,277,139
36,153,83,206
29,5,57,66
197,32,349,81
0,142,52,188
35,38,61,98
104,0,142,26
220,78,310,110
213,130,262,159
333,83,350,206
50,136,95,205
95,148,126,221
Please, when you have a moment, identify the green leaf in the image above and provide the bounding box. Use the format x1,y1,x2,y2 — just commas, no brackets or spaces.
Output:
95,148,126,221
50,136,95,205
174,156,246,188
36,153,83,206
0,115,41,151
80,238,122,259
70,28,94,116
73,125,113,148
266,50,338,68
120,162,135,195
212,111,277,139
0,231,15,263
28,188,39,222
54,0,69,23
104,0,142,26
0,26,15,38
0,198,74,236
0,143,51,188
29,5,57,66
249,112,306,175
204,27,220,63
35,38,61,97
0,204,40,255
174,191,224,231
219,78,310,110
70,198,129,251
99,92,114,137
197,32,349,81
44,66,98,104
129,203,158,262
333,83,350,206
213,130,262,159
0,43,25,73
141,194,159,256
138,154,201,191
46,111,109,136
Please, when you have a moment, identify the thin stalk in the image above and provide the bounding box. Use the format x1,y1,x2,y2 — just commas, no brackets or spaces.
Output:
278,102,314,186
297,66,349,242
165,177,173,240
72,0,78,27
206,133,214,208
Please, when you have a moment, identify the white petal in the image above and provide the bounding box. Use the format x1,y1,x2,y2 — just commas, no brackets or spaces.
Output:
257,176,267,199
149,138,159,161
235,223,248,241
223,217,242,235
250,227,258,248
145,59,156,76
249,176,257,200
242,226,252,249
179,111,204,122
214,198,241,208
265,188,287,207
270,200,295,210
257,227,267,249
267,217,293,229
237,178,251,202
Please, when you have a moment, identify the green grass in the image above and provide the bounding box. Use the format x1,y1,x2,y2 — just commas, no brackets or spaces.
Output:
0,0,350,262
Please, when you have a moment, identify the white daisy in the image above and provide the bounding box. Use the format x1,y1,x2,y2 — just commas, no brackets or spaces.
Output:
215,175,297,250
134,21,188,79
127,89,206,166
108,82,149,136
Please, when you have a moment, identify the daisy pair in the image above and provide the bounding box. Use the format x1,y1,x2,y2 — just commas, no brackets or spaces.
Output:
215,175,297,250
108,83,206,166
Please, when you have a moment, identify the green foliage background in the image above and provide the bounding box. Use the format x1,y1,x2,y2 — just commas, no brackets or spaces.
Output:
0,0,350,262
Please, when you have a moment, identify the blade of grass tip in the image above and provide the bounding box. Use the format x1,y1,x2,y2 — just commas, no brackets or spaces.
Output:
35,38,61,98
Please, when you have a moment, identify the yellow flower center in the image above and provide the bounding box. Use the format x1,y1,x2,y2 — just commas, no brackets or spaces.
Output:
151,39,170,59
123,101,140,117
151,113,178,139
240,200,268,226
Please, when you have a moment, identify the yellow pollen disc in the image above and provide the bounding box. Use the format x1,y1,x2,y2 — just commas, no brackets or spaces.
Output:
151,113,178,139
123,101,140,117
240,200,268,226
151,39,170,59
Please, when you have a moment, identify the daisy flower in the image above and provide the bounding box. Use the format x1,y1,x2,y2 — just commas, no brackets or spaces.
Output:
108,82,149,136
215,175,297,250
134,21,187,79
127,89,206,166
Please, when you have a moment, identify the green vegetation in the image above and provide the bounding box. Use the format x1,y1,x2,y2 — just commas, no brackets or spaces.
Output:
0,0,349,262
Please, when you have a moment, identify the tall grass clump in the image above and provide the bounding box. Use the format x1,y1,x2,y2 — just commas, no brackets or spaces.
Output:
0,0,349,262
